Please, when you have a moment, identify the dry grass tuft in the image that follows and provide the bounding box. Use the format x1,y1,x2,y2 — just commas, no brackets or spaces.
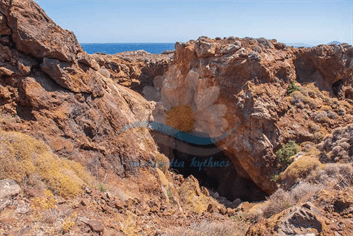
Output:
263,189,295,218
163,220,248,236
280,149,322,188
0,131,93,197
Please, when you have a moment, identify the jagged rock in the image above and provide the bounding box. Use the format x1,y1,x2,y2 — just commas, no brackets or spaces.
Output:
142,36,353,197
80,199,90,207
84,219,105,233
1,0,82,62
0,0,158,183
40,57,105,96
207,203,215,213
0,13,11,35
15,203,30,214
0,179,21,199
195,40,217,58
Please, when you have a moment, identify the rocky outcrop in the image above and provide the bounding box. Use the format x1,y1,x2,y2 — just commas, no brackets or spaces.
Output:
247,188,353,235
0,0,159,181
142,36,353,195
1,0,82,62
91,50,172,94
295,44,353,97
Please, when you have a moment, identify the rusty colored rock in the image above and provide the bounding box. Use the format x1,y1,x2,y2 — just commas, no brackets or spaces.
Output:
1,0,82,62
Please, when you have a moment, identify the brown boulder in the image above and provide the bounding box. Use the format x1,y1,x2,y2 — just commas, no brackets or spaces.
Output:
0,179,21,199
40,57,105,96
1,0,82,62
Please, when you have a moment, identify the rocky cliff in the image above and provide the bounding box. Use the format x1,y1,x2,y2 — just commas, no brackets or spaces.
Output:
0,1,243,235
0,0,161,181
1,0,353,235
142,36,353,197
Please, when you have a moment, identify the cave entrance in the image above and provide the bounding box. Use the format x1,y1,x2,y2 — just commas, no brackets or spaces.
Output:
152,131,268,203
332,79,343,96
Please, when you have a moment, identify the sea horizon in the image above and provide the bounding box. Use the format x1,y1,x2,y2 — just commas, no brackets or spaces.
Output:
81,42,176,55
80,41,347,55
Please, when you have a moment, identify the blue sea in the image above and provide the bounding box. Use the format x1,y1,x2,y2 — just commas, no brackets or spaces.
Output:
81,43,175,55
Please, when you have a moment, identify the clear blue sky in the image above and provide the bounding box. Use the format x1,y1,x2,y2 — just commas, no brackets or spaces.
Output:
35,0,352,45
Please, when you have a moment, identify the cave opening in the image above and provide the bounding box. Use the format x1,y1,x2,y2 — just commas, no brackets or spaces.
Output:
152,131,268,203
332,79,343,97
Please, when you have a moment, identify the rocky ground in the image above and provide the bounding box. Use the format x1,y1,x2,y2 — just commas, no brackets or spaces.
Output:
1,0,353,235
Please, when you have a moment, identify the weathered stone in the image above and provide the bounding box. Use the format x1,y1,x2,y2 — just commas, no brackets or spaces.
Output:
86,220,105,233
0,179,21,199
80,199,90,207
0,0,159,184
1,0,82,62
195,41,217,58
0,13,11,35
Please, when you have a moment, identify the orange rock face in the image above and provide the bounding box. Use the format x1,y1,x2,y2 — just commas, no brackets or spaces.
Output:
142,36,353,194
0,0,159,181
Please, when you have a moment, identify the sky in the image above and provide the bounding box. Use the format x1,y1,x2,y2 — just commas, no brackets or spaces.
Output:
35,0,352,45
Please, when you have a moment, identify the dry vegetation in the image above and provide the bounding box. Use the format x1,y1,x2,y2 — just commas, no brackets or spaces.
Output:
0,131,93,197
163,220,250,236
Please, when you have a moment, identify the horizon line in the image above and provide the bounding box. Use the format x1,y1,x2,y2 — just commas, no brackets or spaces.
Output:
80,42,177,44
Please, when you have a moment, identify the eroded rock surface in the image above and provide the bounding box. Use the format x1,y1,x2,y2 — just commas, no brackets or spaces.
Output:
142,36,353,195
0,0,158,181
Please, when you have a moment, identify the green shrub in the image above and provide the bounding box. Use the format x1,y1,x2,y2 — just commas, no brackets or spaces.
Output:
287,82,301,95
98,183,107,192
276,140,299,165
271,174,279,182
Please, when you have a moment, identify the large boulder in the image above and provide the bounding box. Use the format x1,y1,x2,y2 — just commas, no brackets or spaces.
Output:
0,0,82,62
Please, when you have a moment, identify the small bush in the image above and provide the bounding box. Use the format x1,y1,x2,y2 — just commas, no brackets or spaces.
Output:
309,163,353,187
276,140,299,165
287,82,301,95
290,182,323,202
62,212,77,232
163,220,246,236
280,155,322,188
290,91,304,105
263,189,295,218
98,183,108,192
271,174,279,182
31,190,58,215
42,209,59,224
312,111,329,123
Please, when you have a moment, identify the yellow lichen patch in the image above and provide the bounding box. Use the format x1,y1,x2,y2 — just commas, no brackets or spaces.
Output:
166,104,195,133
0,131,93,198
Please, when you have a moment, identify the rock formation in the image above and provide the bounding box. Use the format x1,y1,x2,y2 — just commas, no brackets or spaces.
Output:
0,0,160,182
0,1,240,235
1,0,353,235
142,36,353,196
